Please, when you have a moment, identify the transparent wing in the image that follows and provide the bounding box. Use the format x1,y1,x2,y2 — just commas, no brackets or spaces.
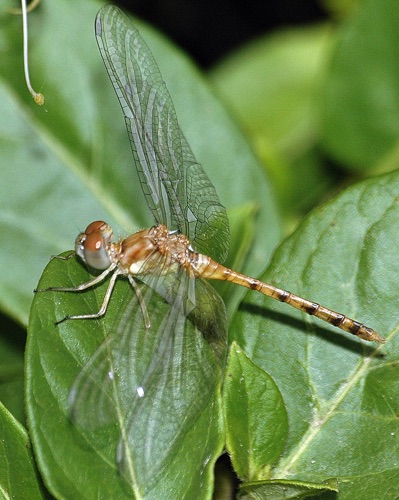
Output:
67,283,160,431
117,272,227,489
68,266,227,490
95,5,230,262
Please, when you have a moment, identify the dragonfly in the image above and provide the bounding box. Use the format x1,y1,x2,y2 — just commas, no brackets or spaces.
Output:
46,6,385,345
39,3,385,490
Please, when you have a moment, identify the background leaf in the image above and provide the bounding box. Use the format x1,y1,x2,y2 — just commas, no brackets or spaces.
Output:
0,315,25,424
0,402,44,499
239,478,339,499
223,343,288,481
322,0,399,170
210,23,337,226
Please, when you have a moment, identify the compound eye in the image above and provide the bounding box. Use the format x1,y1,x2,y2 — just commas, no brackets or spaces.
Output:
75,221,113,270
85,220,107,235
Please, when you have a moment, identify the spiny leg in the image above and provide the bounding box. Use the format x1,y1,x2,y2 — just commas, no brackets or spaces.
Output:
35,264,117,294
55,270,120,324
128,275,151,330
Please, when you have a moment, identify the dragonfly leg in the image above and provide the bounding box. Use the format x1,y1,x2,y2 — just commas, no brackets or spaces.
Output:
34,264,117,293
55,270,120,324
128,275,151,330
49,252,76,262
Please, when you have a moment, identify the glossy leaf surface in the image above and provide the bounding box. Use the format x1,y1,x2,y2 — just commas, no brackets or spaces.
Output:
239,478,338,499
223,343,288,481
231,170,399,498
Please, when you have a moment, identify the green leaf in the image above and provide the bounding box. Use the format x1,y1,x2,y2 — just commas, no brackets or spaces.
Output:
320,0,360,19
231,170,399,498
322,0,399,169
27,255,225,498
0,315,25,425
223,343,288,481
0,0,279,326
0,401,45,499
239,477,338,499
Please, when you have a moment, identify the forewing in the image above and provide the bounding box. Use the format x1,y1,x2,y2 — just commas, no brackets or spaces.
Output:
95,6,230,262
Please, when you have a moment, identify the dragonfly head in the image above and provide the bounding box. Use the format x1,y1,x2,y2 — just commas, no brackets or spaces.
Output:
75,220,114,270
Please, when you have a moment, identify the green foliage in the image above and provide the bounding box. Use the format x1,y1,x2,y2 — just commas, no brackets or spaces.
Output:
231,171,399,498
211,23,336,225
1,0,398,498
239,478,339,499
0,402,44,498
223,343,288,481
322,0,399,169
211,0,399,225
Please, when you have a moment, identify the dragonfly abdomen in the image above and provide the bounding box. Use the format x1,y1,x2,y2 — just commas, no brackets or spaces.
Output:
276,290,384,343
193,255,385,343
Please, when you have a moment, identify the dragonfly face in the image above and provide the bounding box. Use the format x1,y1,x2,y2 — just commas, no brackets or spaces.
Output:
75,220,114,271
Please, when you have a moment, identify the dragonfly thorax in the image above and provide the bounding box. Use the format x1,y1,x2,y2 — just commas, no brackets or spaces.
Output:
119,224,193,276
119,226,160,275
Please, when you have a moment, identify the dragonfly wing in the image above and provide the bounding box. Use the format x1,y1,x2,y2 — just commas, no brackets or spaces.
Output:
181,140,230,262
140,263,227,364
67,284,161,432
95,6,230,262
68,266,227,490
117,270,227,490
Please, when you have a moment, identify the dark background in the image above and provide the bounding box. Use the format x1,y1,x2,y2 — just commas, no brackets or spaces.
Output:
115,0,327,67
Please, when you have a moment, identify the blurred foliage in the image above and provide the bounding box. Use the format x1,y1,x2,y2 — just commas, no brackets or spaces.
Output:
211,0,399,231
